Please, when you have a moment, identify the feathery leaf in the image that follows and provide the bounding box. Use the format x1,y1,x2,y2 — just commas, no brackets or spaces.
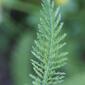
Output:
30,0,68,85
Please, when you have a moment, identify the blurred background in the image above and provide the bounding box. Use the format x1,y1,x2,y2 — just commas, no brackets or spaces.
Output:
0,0,85,85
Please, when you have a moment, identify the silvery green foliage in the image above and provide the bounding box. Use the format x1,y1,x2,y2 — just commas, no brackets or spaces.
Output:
30,0,68,85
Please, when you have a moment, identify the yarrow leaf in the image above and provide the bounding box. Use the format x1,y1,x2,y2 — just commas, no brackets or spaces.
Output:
30,0,68,85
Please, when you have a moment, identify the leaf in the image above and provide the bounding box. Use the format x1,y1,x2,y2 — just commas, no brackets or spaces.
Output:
30,0,68,85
